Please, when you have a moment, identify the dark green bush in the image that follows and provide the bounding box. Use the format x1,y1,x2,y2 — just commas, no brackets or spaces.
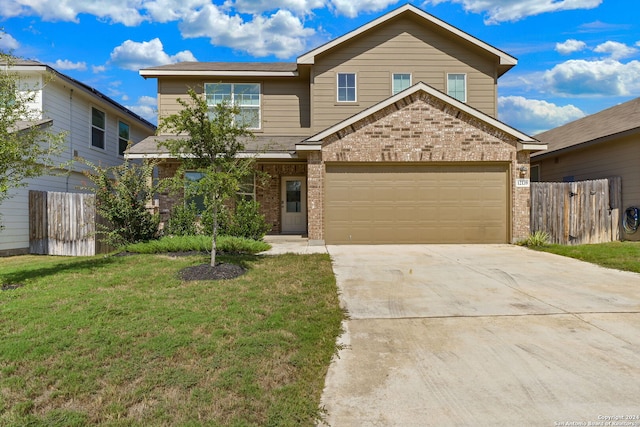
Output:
164,202,199,236
226,199,271,240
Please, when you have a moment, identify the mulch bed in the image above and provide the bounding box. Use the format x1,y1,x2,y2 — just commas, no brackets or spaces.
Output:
179,263,246,281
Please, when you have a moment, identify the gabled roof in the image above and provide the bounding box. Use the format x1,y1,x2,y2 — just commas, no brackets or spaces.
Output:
300,82,542,150
140,62,298,77
532,97,640,158
297,4,517,76
6,59,156,131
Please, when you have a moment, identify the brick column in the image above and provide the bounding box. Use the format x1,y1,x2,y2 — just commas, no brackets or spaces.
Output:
306,151,325,244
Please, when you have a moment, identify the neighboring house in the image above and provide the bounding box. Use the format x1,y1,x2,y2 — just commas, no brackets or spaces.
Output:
531,96,640,241
129,4,545,244
0,60,156,256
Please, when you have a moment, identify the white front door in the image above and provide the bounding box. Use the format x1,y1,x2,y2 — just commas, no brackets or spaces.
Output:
281,176,307,234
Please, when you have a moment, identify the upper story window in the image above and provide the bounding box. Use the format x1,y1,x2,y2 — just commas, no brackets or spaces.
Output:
392,73,411,95
447,73,467,103
91,107,106,149
337,73,356,102
204,83,261,129
118,121,130,156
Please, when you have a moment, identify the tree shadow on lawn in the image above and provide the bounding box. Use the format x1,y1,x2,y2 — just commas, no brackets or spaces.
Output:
0,256,119,288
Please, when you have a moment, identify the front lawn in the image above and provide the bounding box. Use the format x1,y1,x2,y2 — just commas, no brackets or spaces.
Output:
533,241,640,273
0,252,343,426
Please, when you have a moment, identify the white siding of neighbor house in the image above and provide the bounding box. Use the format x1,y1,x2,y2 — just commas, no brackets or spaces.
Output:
0,70,155,255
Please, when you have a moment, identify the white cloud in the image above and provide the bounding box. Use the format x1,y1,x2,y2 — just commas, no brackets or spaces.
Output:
593,41,638,60
0,32,20,51
498,96,586,135
53,59,88,71
329,0,399,18
92,65,107,73
542,59,640,97
424,0,602,24
556,39,587,55
141,0,211,23
231,0,327,15
126,95,157,124
180,6,315,58
109,38,197,71
0,0,147,25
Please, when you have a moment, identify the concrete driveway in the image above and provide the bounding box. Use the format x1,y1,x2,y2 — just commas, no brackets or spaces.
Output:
320,245,640,426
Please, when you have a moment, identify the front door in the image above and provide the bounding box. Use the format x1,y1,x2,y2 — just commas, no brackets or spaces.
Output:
281,177,307,234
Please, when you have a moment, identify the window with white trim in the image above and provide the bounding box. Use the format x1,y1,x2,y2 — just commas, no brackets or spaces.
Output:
447,73,466,102
91,107,105,149
337,73,356,102
118,121,130,156
204,83,261,129
392,73,411,95
238,174,255,201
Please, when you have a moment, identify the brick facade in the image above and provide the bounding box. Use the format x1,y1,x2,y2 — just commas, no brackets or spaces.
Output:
157,161,307,234
255,163,307,234
309,92,531,243
156,92,533,243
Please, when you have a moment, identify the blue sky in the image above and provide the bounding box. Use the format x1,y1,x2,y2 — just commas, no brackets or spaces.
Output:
0,0,637,135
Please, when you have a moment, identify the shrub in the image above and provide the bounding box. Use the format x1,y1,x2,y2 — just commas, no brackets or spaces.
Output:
164,202,199,236
517,230,550,247
81,158,160,247
224,199,271,240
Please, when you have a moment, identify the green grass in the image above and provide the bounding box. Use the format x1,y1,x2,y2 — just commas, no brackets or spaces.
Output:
533,241,640,273
0,252,343,426
122,235,271,254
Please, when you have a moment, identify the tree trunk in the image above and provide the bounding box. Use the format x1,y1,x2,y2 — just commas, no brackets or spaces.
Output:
210,201,217,267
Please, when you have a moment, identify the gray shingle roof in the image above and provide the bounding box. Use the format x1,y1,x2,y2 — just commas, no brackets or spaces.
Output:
127,134,310,158
533,97,640,157
141,62,298,72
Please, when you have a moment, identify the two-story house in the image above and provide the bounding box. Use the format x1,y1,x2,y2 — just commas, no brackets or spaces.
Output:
128,4,545,244
0,60,156,256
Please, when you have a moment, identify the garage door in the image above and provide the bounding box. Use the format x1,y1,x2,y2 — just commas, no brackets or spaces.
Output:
325,164,509,244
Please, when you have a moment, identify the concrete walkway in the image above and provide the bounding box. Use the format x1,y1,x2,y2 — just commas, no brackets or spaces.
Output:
320,245,640,426
260,235,328,255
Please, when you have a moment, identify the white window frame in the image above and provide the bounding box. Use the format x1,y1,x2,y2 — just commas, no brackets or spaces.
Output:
118,120,130,157
238,174,256,201
392,73,412,95
204,83,261,130
91,107,106,150
336,73,357,102
447,73,467,103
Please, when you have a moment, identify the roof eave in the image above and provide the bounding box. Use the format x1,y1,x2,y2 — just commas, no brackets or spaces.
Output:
532,126,640,160
139,70,299,78
126,151,298,160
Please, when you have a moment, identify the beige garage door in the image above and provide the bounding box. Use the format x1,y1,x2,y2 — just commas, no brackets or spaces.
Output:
325,164,509,244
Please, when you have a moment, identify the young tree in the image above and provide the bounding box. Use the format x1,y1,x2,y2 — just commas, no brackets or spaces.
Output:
158,87,255,267
0,52,65,228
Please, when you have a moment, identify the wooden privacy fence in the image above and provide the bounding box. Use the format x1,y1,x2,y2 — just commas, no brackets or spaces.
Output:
29,190,102,256
530,177,622,245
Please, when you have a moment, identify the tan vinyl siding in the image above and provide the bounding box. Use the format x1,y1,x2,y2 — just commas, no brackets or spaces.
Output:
532,135,640,240
157,74,311,136
311,15,498,132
